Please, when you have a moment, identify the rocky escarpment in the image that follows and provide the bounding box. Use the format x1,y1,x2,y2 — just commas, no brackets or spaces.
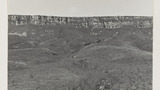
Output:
8,15,153,29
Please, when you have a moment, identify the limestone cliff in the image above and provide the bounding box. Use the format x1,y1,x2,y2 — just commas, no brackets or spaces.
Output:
8,15,153,29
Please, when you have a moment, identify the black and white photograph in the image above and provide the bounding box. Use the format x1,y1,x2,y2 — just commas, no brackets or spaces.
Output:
4,0,156,90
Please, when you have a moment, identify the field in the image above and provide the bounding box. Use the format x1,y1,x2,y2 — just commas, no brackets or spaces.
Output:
8,22,152,90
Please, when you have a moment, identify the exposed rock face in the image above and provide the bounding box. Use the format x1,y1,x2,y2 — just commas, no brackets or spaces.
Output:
8,15,153,29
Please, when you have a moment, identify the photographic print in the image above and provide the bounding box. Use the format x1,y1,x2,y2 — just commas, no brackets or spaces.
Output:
8,0,153,90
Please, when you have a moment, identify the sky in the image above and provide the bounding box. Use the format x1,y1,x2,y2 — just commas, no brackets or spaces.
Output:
8,0,153,16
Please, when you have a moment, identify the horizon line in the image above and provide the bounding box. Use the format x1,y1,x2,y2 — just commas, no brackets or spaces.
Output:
8,14,153,17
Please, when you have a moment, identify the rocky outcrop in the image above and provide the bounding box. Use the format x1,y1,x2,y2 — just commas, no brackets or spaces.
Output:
8,15,153,29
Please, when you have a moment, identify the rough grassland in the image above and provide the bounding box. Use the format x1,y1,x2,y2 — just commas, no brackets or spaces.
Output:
8,24,152,90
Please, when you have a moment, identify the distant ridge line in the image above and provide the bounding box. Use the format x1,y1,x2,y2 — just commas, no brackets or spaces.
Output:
8,14,153,18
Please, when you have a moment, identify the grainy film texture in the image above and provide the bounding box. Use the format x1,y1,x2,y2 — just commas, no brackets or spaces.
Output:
8,16,153,90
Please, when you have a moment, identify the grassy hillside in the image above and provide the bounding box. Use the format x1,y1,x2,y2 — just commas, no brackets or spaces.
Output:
8,23,152,90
